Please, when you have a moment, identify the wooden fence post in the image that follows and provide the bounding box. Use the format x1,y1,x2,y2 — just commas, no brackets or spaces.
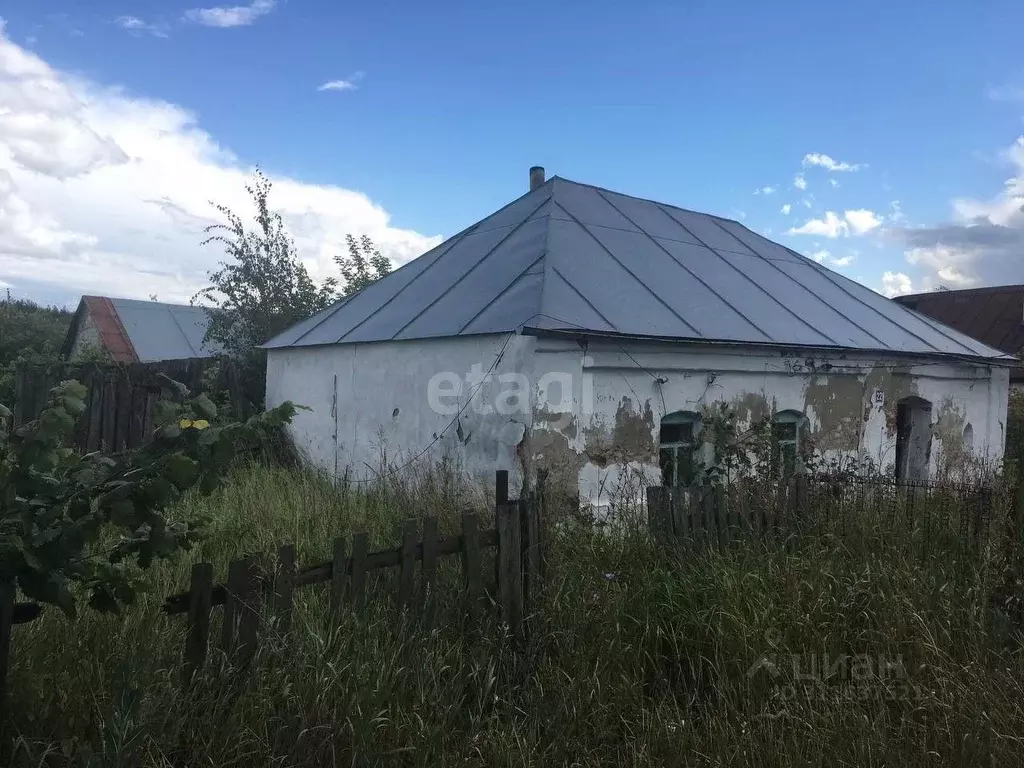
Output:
536,469,549,579
183,562,213,681
461,513,482,618
496,502,523,639
273,544,295,633
349,533,368,610
398,520,417,612
330,537,347,619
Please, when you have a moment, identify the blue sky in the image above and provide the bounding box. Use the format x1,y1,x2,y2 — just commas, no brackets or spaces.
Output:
2,0,1023,307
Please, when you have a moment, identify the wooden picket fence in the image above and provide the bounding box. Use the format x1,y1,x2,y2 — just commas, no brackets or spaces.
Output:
647,475,1005,555
161,471,544,678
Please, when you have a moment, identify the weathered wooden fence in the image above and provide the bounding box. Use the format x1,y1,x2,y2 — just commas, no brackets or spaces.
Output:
161,470,544,678
647,475,1005,555
13,358,247,452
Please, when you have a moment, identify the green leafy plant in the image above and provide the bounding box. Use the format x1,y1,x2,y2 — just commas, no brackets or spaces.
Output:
0,376,301,616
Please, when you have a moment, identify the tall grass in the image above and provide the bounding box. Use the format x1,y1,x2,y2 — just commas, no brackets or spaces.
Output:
6,462,1024,766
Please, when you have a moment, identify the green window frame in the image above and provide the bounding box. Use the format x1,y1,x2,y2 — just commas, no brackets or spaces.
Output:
772,410,805,478
659,411,701,487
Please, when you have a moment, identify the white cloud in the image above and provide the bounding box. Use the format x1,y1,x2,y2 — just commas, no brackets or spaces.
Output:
754,185,776,195
829,178,839,188
780,203,792,215
888,200,905,223
987,83,1024,103
788,209,882,238
894,135,1024,287
115,16,169,38
0,27,440,303
880,271,915,297
184,0,275,28
788,212,846,238
809,249,829,263
318,72,364,92
830,254,854,267
793,174,807,191
844,209,882,235
802,153,863,172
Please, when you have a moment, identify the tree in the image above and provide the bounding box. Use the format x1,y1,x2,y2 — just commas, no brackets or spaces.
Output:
195,170,338,406
335,234,392,296
0,292,72,405
0,377,299,616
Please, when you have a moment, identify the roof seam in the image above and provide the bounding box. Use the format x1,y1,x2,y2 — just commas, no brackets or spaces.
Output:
456,252,547,335
593,187,773,343
387,195,552,341
706,217,887,348
653,203,837,345
548,265,617,332
550,199,702,337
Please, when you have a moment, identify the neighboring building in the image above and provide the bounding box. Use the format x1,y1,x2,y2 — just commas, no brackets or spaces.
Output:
62,295,221,362
895,285,1024,390
264,168,1011,507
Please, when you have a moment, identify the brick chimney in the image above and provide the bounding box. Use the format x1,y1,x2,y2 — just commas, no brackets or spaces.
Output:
529,166,546,191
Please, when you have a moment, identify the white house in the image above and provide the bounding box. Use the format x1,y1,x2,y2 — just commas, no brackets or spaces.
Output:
264,168,1011,506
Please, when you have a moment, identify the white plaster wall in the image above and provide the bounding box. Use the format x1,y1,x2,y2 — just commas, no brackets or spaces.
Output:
266,334,535,490
68,311,101,360
525,337,1010,509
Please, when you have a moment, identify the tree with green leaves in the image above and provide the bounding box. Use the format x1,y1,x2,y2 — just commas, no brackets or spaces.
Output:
0,378,300,616
335,234,392,296
194,171,338,406
0,293,72,405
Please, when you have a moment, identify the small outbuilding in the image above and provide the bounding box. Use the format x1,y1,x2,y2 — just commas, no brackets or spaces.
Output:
265,169,1011,506
62,295,221,363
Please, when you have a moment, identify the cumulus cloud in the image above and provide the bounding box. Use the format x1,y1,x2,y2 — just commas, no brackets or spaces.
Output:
793,174,807,191
115,16,169,38
318,72,364,92
780,203,792,215
830,254,854,267
788,209,882,238
184,0,275,28
802,153,863,172
809,249,829,263
0,27,440,303
881,271,915,297
754,185,775,195
892,136,1024,287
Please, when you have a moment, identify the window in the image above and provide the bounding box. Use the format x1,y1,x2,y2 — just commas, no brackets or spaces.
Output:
772,410,805,478
660,411,700,487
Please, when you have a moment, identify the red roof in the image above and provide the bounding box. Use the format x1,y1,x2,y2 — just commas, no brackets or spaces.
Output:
77,296,139,362
895,284,1024,363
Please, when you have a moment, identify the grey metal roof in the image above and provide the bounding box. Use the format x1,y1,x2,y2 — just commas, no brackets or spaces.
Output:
264,177,1009,361
110,298,222,361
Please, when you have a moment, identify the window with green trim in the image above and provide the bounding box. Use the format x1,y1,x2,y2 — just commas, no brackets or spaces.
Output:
659,411,701,487
772,410,805,478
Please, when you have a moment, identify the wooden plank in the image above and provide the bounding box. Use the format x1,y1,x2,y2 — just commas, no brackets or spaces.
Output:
183,562,213,682
113,374,131,453
86,368,103,452
220,558,245,650
273,544,295,633
127,384,145,449
701,488,714,549
398,520,417,612
536,469,549,580
101,375,116,452
496,502,523,638
421,517,439,623
496,470,509,507
12,366,25,426
330,537,347,618
349,533,368,609
462,513,482,618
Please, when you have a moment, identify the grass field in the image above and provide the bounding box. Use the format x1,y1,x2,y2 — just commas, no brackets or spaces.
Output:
6,461,1024,766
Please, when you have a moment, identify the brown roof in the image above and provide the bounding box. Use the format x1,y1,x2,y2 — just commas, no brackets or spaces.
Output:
61,296,139,363
894,284,1024,362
